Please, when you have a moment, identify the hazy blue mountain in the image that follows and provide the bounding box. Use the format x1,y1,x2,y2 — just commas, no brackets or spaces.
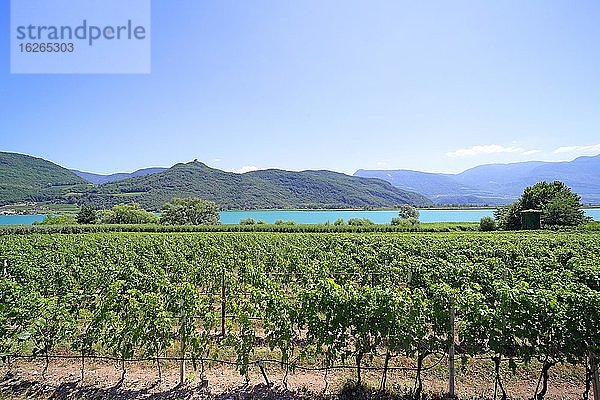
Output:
72,167,168,185
355,155,600,205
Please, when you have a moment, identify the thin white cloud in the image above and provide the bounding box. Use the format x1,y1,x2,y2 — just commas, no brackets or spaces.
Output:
446,144,529,158
553,144,600,154
522,150,542,156
232,166,260,174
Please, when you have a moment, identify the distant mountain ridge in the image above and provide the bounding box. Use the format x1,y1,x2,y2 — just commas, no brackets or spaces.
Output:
81,161,431,210
0,152,430,209
355,155,600,205
72,167,168,185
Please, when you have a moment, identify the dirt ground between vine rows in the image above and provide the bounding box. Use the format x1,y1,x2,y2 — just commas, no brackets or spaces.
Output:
0,358,588,400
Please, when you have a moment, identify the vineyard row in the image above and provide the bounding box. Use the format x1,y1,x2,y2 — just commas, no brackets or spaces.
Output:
1,232,599,399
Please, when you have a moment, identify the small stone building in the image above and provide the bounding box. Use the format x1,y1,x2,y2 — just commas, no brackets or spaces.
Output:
520,209,542,230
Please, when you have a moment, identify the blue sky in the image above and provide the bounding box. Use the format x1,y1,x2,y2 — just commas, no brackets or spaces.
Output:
1,1,600,175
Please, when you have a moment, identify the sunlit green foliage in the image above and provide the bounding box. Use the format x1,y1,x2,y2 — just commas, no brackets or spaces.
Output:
479,216,496,231
0,231,598,398
36,214,78,226
98,203,159,225
160,197,219,225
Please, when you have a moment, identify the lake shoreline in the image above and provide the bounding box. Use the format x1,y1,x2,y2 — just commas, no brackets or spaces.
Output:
2,208,599,226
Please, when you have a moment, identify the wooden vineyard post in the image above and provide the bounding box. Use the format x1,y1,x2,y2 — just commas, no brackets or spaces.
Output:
592,354,600,400
179,298,185,386
448,297,456,399
221,266,226,337
179,346,185,386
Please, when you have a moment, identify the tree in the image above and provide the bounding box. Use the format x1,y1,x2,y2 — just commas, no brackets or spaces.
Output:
542,192,589,226
495,181,587,230
494,202,521,230
77,205,97,224
99,203,159,224
36,214,77,225
160,197,220,225
397,204,420,220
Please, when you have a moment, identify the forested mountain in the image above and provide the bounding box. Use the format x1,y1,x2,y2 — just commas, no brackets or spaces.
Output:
81,161,431,210
0,152,89,206
0,152,430,209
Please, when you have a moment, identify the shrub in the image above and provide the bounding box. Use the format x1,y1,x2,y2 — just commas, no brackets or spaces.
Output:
391,217,419,230
348,218,375,226
275,220,295,225
479,216,496,231
36,214,78,226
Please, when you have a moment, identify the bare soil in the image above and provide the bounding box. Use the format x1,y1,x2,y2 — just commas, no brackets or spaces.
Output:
0,357,589,400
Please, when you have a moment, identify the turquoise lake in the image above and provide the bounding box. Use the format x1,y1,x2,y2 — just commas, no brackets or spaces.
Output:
1,208,599,225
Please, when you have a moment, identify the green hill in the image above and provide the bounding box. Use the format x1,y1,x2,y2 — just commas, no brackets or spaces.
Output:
80,161,431,210
0,153,431,209
0,152,89,206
